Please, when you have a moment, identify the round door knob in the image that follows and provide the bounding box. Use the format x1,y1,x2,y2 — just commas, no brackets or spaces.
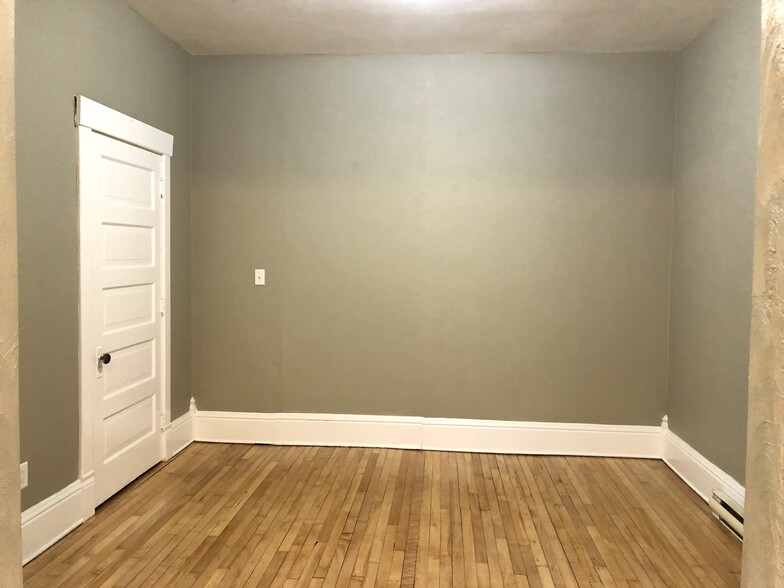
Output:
99,353,112,365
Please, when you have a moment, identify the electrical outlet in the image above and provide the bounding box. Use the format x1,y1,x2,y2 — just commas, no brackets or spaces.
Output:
20,462,28,489
255,269,266,286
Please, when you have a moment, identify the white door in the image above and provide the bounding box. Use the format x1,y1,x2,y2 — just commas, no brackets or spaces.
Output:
81,130,166,506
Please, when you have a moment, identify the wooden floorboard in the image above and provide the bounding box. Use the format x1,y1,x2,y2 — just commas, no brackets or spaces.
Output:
23,443,742,587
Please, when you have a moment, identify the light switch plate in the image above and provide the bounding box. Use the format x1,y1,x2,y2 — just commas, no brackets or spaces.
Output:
255,269,266,286
20,462,28,489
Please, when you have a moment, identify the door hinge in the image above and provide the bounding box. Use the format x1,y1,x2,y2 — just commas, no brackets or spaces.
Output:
160,298,165,317
160,413,167,431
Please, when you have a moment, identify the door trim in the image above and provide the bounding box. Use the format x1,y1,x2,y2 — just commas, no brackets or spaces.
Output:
76,96,173,514
75,96,173,157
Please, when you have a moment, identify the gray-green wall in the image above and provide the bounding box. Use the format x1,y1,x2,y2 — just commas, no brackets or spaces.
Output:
668,0,760,484
15,1,760,513
191,54,676,423
15,0,192,509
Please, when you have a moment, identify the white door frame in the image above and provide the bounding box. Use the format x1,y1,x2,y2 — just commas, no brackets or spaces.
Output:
75,96,173,517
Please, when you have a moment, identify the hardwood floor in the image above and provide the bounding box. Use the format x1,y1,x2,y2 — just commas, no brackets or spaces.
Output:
24,443,742,587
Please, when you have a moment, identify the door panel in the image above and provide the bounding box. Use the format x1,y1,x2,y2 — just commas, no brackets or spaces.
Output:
101,157,157,209
102,224,155,267
104,397,156,457
103,284,155,330
102,342,156,413
87,132,164,506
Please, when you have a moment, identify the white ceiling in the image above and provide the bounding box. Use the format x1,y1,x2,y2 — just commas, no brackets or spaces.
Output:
125,0,736,55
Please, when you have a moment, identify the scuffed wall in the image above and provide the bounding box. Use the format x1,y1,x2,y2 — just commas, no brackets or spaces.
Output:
0,0,22,584
742,0,784,584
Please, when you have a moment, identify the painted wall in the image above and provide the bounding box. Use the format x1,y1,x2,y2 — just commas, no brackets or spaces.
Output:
743,1,784,581
15,0,192,510
667,0,760,484
0,0,22,583
192,54,676,424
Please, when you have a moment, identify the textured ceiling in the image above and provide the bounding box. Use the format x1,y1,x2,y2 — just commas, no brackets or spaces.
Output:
125,0,736,55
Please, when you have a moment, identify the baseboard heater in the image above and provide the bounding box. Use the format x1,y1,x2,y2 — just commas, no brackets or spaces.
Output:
709,490,743,540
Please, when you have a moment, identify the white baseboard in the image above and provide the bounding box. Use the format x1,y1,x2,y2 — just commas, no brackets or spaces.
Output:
163,400,196,460
276,413,423,449
662,419,745,508
195,410,276,444
421,417,663,457
22,480,86,565
195,410,663,459
23,409,745,566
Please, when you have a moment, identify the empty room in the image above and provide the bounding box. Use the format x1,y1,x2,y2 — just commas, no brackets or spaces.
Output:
2,0,784,585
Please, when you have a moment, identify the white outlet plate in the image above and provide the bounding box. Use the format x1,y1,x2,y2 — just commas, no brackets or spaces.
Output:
255,269,266,286
20,462,28,489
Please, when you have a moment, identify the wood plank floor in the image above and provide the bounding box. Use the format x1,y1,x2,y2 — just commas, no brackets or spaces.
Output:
24,443,742,587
